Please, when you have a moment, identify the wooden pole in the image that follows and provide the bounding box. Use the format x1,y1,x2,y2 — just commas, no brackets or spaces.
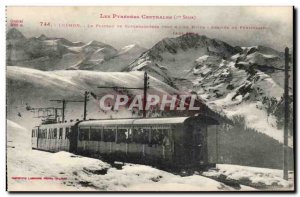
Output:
62,99,65,123
216,125,219,164
83,91,88,120
143,72,148,118
283,47,289,180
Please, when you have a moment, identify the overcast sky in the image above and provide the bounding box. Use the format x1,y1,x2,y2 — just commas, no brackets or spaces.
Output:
7,6,293,50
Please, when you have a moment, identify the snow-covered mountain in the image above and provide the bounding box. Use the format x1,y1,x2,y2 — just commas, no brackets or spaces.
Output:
72,43,147,71
6,28,147,71
125,33,293,144
125,33,242,83
7,29,84,70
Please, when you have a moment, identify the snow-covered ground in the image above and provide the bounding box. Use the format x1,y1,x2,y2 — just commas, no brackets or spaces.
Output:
203,164,294,190
8,149,250,191
7,120,294,191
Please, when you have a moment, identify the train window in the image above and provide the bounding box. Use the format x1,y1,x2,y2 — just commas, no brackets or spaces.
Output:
40,129,43,138
59,128,63,139
79,128,89,141
143,129,151,144
151,129,165,145
44,129,47,139
131,128,138,143
38,129,41,138
103,129,115,142
127,129,133,143
37,130,40,138
65,128,70,139
161,129,172,146
53,128,57,139
90,128,101,141
48,129,52,139
48,129,51,139
131,128,151,144
116,129,127,143
79,130,84,141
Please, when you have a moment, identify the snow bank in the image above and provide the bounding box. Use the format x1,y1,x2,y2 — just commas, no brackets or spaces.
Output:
7,119,31,149
7,146,254,191
203,164,294,190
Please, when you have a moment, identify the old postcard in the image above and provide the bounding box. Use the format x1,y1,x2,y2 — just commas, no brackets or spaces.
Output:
6,6,295,192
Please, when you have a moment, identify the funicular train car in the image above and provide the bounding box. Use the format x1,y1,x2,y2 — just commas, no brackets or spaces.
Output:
32,115,219,170
32,122,75,152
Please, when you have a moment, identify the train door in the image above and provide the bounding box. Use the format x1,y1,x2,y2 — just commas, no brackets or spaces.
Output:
64,127,70,151
192,125,207,165
183,121,207,167
69,125,79,153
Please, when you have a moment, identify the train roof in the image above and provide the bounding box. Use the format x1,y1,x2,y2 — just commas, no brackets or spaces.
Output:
78,115,219,127
35,115,220,128
39,121,78,128
78,117,189,127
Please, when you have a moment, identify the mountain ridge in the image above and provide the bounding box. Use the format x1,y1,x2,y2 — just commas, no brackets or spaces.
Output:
6,28,147,71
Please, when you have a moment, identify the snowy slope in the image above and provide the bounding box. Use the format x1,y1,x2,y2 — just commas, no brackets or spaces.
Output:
7,66,179,131
7,119,31,149
188,48,291,145
68,43,146,71
92,44,147,72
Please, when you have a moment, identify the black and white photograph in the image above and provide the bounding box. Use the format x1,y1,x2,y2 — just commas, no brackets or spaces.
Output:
5,6,295,192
